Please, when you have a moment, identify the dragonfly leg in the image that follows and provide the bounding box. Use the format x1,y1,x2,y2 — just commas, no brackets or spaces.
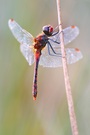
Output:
52,30,59,36
52,23,62,36
47,41,62,57
53,23,62,32
49,30,63,44
49,38,60,44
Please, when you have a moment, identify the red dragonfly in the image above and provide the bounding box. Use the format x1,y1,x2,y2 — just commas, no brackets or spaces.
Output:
8,19,83,100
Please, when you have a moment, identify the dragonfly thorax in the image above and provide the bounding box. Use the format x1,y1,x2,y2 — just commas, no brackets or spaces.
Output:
34,33,48,50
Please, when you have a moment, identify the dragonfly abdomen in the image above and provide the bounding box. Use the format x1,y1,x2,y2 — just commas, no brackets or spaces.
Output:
32,51,41,100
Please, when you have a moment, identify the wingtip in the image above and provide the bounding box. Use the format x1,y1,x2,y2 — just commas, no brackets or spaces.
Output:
75,48,83,59
71,25,79,35
75,48,80,52
8,18,14,24
71,25,76,29
8,19,15,29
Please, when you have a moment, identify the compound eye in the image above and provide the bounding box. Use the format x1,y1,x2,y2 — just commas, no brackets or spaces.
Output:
42,25,53,36
49,26,53,34
42,25,49,33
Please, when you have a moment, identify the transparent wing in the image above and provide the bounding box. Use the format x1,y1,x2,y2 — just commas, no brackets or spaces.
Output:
49,26,79,47
8,19,34,45
39,47,83,67
8,19,34,65
20,44,34,65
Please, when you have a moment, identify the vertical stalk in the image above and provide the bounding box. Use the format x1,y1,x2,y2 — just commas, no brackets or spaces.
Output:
56,0,79,135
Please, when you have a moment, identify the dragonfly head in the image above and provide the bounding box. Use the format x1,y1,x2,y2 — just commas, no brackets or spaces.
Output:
42,25,53,36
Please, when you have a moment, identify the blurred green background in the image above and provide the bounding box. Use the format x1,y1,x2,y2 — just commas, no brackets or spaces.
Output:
0,0,90,135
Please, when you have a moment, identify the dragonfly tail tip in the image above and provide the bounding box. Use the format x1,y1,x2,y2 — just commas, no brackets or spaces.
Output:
33,96,36,101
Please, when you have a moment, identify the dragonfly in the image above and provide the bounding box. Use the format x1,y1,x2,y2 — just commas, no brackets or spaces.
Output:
8,19,83,100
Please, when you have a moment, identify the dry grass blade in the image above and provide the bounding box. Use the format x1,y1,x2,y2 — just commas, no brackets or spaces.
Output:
56,0,79,135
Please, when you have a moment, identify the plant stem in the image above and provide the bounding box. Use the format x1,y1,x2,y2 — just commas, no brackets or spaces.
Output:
56,0,79,135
